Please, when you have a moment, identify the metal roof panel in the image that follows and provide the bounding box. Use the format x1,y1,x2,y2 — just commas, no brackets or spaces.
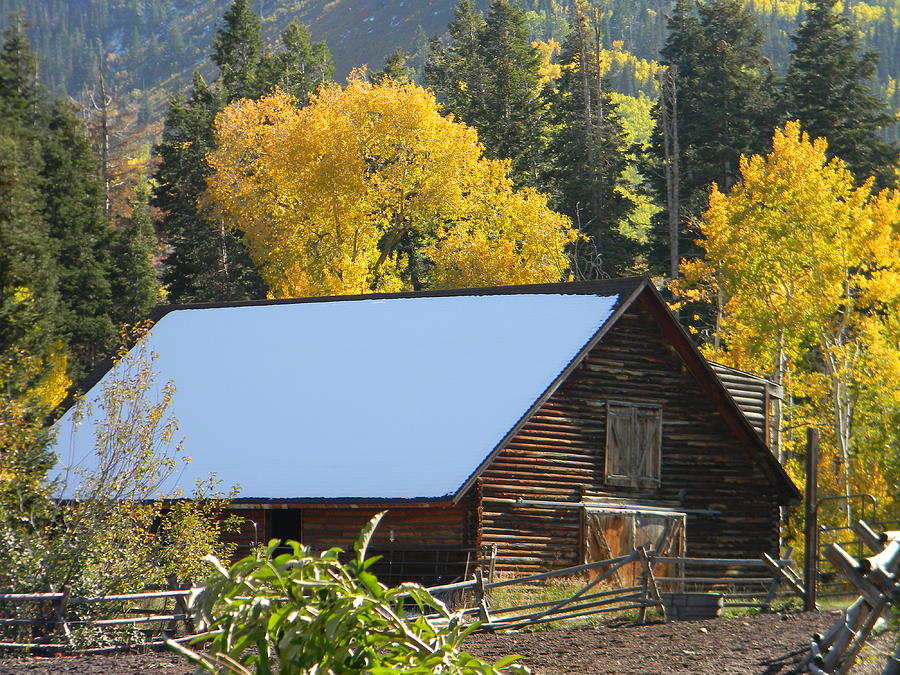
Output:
53,292,620,500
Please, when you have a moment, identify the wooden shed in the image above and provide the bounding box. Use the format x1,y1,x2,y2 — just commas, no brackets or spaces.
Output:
54,278,799,585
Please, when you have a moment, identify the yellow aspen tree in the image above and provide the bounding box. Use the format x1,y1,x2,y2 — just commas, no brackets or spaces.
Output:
205,76,576,297
675,121,900,523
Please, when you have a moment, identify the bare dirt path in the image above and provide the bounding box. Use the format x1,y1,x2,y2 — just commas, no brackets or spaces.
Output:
465,611,836,674
0,611,884,674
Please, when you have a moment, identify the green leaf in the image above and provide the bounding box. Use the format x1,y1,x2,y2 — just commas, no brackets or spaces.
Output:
493,653,525,669
353,510,386,565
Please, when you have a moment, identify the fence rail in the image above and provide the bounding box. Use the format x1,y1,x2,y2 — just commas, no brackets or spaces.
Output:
0,548,805,653
803,521,899,675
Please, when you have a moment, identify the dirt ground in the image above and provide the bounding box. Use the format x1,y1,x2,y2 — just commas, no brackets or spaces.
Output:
0,611,895,674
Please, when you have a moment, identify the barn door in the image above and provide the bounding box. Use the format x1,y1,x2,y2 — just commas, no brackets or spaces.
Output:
583,509,685,586
635,408,662,484
605,403,662,487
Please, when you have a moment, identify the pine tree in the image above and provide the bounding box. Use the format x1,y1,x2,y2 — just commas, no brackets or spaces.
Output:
0,18,40,126
154,74,265,303
785,0,899,187
646,0,779,276
0,20,160,385
39,99,116,379
0,26,55,380
372,47,412,83
211,0,264,100
426,0,548,186
0,133,60,385
154,0,335,303
110,184,160,327
259,22,334,98
476,0,548,184
545,0,638,276
425,0,487,125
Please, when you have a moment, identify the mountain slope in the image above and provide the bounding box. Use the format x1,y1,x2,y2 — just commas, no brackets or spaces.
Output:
1,0,896,140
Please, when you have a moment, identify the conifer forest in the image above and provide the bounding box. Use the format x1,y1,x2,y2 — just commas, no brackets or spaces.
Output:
0,0,898,591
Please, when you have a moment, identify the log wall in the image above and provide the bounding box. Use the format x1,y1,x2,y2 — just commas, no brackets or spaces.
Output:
223,503,470,550
478,296,781,574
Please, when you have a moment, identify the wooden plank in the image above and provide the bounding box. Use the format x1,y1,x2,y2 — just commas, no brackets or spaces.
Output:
762,551,805,600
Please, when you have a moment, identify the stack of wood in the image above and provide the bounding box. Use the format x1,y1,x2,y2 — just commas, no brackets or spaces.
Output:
804,521,899,674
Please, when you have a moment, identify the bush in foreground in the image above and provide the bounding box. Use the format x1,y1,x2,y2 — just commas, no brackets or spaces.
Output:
170,512,527,674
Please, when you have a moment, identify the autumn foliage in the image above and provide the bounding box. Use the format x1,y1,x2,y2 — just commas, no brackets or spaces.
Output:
205,77,577,297
676,121,900,522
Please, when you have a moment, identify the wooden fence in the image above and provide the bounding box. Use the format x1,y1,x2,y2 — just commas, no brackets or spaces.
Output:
802,521,899,675
421,547,803,632
0,548,805,653
0,587,206,653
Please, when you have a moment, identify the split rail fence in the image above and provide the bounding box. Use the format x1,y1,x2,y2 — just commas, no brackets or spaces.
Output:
423,547,803,631
0,548,805,654
802,521,899,675
0,586,209,653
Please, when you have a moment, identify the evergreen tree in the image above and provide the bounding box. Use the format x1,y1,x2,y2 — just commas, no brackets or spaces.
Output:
478,0,548,183
0,21,158,383
545,0,638,276
425,0,487,126
426,0,548,186
0,18,39,126
372,47,413,83
154,75,265,303
0,133,59,384
259,22,334,98
646,0,779,276
154,0,335,303
0,25,57,381
211,0,264,100
110,184,160,327
39,99,116,379
785,0,899,187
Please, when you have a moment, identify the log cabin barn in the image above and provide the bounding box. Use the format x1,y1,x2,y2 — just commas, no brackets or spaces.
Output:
53,278,799,585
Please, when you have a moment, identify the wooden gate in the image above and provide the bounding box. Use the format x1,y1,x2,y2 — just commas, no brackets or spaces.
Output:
582,508,686,586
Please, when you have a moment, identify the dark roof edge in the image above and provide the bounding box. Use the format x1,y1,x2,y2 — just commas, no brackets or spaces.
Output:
451,277,651,503
150,277,648,314
638,284,801,504
50,278,647,423
228,496,456,505
59,496,456,506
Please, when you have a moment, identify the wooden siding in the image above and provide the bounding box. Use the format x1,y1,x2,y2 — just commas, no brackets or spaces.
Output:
478,297,780,574
710,361,783,451
302,505,471,551
221,508,269,558
222,503,471,554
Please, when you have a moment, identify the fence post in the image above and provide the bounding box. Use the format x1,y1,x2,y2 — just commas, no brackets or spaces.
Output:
637,547,666,623
804,427,819,611
475,569,492,626
168,575,194,636
53,585,73,647
638,571,648,624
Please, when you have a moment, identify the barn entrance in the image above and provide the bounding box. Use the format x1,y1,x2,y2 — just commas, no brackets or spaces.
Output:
582,508,685,586
269,508,302,554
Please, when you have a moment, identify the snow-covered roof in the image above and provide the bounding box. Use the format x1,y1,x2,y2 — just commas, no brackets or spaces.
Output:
52,285,632,501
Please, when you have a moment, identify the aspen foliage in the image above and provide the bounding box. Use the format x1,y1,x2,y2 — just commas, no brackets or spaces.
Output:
205,77,576,297
675,121,900,522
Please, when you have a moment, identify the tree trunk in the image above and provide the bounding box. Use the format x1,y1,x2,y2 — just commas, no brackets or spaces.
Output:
659,66,680,280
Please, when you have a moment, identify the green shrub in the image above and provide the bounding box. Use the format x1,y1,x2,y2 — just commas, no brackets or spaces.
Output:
0,338,239,648
171,512,528,674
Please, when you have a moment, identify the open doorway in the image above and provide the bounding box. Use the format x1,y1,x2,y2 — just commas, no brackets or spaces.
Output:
269,508,302,554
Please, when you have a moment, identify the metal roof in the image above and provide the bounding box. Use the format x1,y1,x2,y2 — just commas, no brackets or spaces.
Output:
52,289,626,500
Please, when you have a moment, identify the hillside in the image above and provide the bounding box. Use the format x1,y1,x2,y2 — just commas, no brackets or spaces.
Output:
1,0,897,136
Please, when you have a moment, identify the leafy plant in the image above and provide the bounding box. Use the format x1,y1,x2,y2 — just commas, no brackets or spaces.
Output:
0,332,238,648
171,512,528,674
